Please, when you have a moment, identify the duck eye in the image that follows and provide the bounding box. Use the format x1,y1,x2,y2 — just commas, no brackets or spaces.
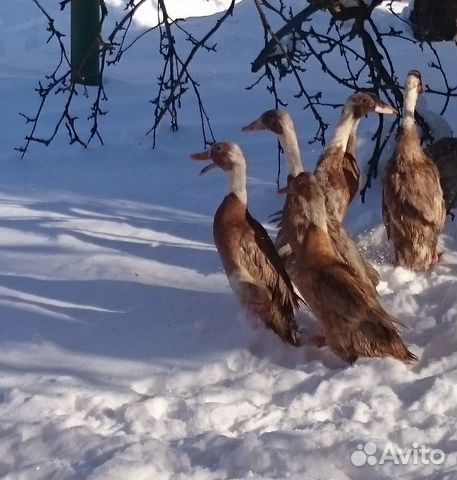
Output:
216,145,222,151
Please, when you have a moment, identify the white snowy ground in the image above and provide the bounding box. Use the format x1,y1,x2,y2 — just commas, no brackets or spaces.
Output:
0,1,456,479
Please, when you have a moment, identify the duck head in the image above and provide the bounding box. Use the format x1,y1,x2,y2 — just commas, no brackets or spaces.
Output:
190,142,245,175
343,92,398,119
404,69,424,95
242,109,304,181
241,109,295,136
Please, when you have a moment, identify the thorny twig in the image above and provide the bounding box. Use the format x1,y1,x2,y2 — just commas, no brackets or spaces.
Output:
18,0,234,157
17,0,115,157
144,0,235,147
249,0,456,199
19,0,456,184
252,0,331,187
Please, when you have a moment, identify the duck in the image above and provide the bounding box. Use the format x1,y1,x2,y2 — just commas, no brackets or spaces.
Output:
282,172,417,364
425,136,457,212
242,108,380,292
190,142,301,346
382,70,446,270
315,91,398,222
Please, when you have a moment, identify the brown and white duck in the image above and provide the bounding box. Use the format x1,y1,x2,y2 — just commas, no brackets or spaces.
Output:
383,70,446,270
242,109,380,292
282,172,417,364
315,92,397,222
425,136,457,212
190,142,301,346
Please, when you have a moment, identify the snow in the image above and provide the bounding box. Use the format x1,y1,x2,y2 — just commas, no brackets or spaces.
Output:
0,1,456,479
105,0,244,27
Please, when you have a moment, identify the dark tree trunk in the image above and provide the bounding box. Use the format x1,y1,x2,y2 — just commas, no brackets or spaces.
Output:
410,0,457,41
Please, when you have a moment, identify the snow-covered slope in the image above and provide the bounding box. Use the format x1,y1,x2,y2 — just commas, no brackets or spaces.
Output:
0,1,456,479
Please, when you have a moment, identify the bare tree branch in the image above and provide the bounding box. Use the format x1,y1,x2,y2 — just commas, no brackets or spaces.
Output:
145,0,236,147
18,0,456,172
248,0,455,200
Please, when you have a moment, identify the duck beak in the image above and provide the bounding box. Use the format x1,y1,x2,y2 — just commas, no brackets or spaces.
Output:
241,118,265,132
407,69,424,94
190,149,211,160
199,163,217,175
190,149,216,175
374,101,398,115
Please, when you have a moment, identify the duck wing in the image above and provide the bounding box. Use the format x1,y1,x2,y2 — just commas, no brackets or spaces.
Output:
327,215,380,290
384,161,445,233
342,152,361,206
245,211,300,309
231,211,301,345
308,264,416,363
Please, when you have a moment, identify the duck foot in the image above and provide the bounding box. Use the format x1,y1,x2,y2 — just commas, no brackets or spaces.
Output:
432,251,444,264
308,334,327,349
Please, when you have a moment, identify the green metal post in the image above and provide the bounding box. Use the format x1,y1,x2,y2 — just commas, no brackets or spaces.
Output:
71,0,101,86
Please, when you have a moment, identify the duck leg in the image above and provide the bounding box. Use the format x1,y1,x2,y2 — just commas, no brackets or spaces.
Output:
308,334,327,348
432,251,444,264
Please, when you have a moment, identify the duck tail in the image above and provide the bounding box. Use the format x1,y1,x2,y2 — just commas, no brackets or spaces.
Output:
393,343,418,365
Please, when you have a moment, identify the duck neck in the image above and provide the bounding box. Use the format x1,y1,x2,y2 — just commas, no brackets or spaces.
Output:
278,127,304,178
228,164,247,205
295,206,332,262
346,118,360,156
328,108,355,152
298,186,328,233
401,87,418,130
309,199,328,233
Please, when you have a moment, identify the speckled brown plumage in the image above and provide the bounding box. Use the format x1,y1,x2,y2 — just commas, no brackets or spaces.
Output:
314,145,355,222
213,193,301,345
315,92,397,222
276,182,380,293
283,173,417,364
242,108,379,291
383,71,446,270
191,142,301,346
